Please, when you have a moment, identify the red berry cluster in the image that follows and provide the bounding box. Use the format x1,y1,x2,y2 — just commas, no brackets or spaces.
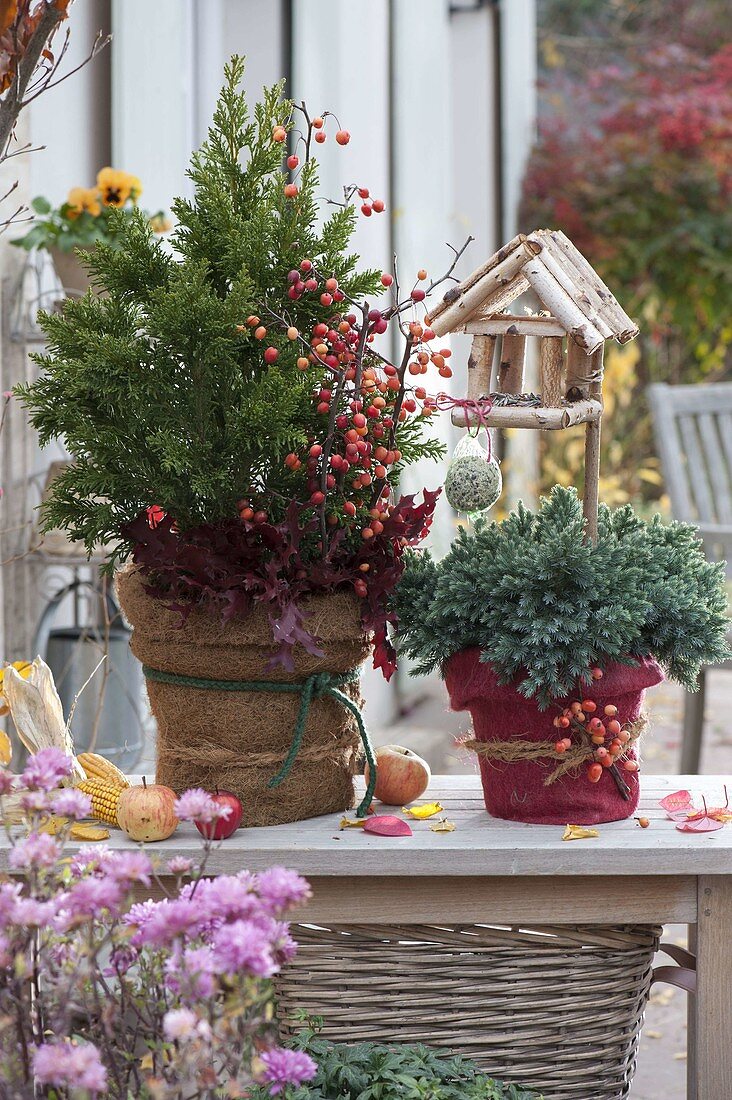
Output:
356,186,385,218
552,669,638,784
275,111,353,201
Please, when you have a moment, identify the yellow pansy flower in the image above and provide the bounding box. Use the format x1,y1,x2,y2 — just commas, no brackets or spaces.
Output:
0,659,32,717
66,187,101,219
96,168,143,208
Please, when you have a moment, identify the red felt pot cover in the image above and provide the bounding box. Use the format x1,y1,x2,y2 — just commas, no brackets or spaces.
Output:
444,649,664,825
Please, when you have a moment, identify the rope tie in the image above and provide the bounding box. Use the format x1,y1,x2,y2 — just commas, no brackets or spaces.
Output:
142,666,377,817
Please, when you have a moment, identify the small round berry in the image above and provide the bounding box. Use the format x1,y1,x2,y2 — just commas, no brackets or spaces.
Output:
320,292,333,306
297,357,309,370
309,444,322,458
254,325,267,340
310,490,325,505
636,817,650,829
623,760,639,773
312,116,324,129
314,130,326,144
554,740,568,754
411,288,426,302
239,506,254,521
273,126,287,143
284,183,298,198
603,704,618,717
417,268,427,280
300,259,313,272
335,129,350,145
287,326,299,341
287,154,299,170
582,700,597,713
253,510,268,524
591,667,604,680
343,501,357,518
246,315,260,327
607,719,622,735
264,347,279,364
358,187,370,199
372,199,385,213
325,277,338,292
587,763,603,783
361,203,372,217
381,273,393,287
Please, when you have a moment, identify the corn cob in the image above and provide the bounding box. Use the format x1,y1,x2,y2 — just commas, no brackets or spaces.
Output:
77,752,130,790
75,778,123,826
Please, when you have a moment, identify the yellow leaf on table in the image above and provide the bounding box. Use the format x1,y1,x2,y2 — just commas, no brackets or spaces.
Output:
403,802,443,819
70,822,110,842
429,818,456,833
339,816,366,830
562,824,600,841
0,728,11,766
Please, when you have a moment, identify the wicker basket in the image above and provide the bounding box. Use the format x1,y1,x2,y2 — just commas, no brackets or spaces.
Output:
276,922,661,1100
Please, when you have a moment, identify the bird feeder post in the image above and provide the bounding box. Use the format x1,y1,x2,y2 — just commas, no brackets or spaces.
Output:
498,334,526,394
540,335,565,407
467,335,495,401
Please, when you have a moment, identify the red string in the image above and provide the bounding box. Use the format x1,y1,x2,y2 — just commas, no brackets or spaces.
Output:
433,393,494,460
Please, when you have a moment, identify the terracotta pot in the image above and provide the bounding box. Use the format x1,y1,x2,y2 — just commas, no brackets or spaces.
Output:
445,648,663,825
49,245,96,294
116,567,371,828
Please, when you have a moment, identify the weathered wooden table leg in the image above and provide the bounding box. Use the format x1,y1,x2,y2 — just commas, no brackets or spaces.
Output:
694,877,732,1100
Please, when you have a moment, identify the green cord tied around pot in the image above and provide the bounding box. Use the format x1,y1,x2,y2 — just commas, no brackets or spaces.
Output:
141,666,377,817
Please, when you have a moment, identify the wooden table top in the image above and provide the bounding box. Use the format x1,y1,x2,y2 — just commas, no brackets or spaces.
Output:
3,774,732,878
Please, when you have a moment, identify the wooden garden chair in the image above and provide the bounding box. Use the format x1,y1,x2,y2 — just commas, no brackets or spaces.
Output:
648,381,732,772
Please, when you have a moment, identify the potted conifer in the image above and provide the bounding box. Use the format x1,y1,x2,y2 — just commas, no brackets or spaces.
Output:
394,487,730,824
16,58,466,827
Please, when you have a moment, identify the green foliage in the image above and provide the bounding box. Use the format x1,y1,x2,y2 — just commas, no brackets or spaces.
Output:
249,1037,542,1100
16,57,437,566
394,487,730,706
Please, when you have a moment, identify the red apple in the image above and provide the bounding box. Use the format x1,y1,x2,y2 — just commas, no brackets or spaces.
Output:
195,790,243,840
117,778,178,842
365,744,431,806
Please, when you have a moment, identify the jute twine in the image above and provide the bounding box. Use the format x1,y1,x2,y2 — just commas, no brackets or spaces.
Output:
142,666,377,817
463,716,645,786
116,567,373,828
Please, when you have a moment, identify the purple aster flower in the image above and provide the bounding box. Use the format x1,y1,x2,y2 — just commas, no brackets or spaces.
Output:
50,788,92,820
167,856,193,875
192,874,261,923
12,897,56,927
33,1041,107,1093
0,882,21,927
58,877,124,922
103,944,139,978
69,844,113,877
123,898,158,946
165,944,216,999
259,1047,317,1095
21,748,73,792
212,918,277,977
174,788,232,824
134,898,203,946
20,790,52,814
0,768,15,796
105,849,152,886
255,867,311,915
9,832,60,870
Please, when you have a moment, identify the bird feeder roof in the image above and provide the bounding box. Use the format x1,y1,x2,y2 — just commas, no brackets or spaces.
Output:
427,229,639,355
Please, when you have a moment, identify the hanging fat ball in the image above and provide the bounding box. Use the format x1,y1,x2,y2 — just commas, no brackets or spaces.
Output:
444,433,502,514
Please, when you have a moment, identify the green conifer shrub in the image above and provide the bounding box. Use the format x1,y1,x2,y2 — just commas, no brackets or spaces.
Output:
394,486,730,706
16,57,465,678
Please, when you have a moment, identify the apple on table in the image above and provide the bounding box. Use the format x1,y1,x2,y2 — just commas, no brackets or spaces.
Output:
365,744,431,806
195,790,243,840
117,779,179,842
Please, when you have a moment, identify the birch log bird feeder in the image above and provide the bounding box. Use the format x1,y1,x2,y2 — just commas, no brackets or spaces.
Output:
427,229,639,541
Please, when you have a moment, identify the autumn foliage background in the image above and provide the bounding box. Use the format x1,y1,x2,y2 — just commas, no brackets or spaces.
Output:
522,0,732,506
